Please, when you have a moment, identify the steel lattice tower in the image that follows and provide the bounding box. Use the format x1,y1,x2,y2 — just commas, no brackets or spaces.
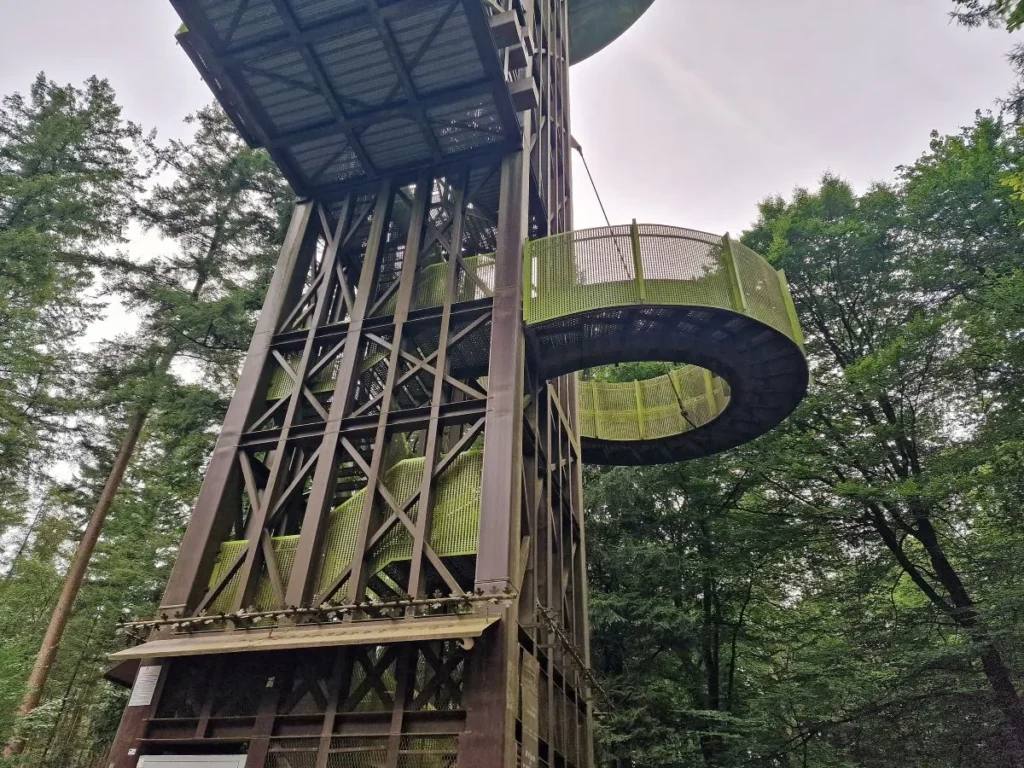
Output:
105,2,806,767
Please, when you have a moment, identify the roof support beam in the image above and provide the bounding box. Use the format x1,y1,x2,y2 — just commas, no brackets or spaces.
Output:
269,78,496,150
268,0,378,178
365,0,444,163
215,0,430,63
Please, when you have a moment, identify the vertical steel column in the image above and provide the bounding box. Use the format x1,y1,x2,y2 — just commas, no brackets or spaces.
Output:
231,199,355,612
345,175,432,607
462,127,533,768
106,663,167,768
159,202,317,615
245,656,285,768
285,180,394,609
475,148,531,597
405,175,470,604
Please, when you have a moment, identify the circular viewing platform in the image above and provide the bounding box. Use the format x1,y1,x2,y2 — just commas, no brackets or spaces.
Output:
569,0,658,63
524,224,809,465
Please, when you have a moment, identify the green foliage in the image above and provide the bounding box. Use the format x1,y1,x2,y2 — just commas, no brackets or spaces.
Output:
0,74,140,538
592,112,1024,766
0,74,288,765
6,11,1024,768
953,0,1024,30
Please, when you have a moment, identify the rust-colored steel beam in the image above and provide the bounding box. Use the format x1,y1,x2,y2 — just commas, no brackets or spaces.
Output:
110,3,590,767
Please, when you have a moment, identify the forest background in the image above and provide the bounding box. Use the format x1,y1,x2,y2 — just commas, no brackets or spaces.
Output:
4,1,1024,766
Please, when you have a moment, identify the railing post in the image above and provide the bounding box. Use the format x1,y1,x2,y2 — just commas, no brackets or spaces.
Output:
633,379,647,439
703,369,720,419
777,269,806,349
668,369,687,429
630,219,646,303
586,381,603,439
721,233,747,314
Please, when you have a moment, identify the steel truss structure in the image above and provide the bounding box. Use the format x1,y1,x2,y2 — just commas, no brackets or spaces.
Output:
106,1,807,766
108,1,591,767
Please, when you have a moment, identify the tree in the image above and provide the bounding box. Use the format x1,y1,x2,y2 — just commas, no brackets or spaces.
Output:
953,0,1024,29
586,113,1024,766
746,145,1024,762
4,104,289,757
0,74,140,542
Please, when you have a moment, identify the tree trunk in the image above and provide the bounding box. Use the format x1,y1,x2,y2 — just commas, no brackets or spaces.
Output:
872,508,1024,764
3,343,177,758
2,503,47,583
39,611,101,764
914,515,1024,761
699,519,722,767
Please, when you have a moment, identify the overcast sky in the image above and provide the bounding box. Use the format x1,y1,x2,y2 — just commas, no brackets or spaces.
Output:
0,1,1017,236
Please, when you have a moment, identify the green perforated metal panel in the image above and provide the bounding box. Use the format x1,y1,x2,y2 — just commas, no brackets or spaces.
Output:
267,254,496,401
523,224,796,343
266,357,342,401
205,535,300,614
267,349,388,401
316,451,483,602
205,450,484,610
412,254,496,310
730,239,793,338
580,368,729,443
526,224,802,447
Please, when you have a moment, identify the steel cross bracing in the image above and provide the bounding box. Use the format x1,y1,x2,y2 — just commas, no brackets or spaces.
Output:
108,1,591,767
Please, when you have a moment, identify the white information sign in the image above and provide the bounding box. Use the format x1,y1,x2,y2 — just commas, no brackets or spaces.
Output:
138,758,247,767
127,665,161,708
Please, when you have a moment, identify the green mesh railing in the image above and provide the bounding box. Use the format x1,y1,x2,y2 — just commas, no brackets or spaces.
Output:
266,349,387,401
525,223,804,443
580,367,730,443
206,450,483,612
267,254,496,400
314,450,482,602
523,223,802,343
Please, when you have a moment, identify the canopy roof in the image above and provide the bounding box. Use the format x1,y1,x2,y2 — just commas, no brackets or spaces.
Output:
169,0,658,198
569,0,657,64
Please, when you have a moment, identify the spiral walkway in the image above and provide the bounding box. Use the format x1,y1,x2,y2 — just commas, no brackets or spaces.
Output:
524,224,809,465
265,223,808,466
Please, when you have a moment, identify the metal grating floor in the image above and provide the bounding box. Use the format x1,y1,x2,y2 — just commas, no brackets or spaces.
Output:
172,0,520,198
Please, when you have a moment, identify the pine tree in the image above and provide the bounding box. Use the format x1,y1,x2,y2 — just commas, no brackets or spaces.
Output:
4,104,289,758
0,73,140,542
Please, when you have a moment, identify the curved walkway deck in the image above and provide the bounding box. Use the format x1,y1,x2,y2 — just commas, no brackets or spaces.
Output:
524,224,808,465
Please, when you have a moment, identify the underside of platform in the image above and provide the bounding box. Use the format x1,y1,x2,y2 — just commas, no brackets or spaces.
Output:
173,0,522,197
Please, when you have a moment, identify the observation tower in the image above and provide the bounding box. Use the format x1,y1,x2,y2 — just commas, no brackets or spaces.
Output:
106,1,807,766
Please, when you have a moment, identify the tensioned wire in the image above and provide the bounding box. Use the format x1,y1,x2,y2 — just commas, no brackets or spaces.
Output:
572,136,631,275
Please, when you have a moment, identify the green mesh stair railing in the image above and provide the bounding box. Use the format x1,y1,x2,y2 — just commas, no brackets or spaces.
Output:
266,349,387,401
580,367,730,442
314,450,482,602
267,254,496,400
205,451,484,613
369,253,496,317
